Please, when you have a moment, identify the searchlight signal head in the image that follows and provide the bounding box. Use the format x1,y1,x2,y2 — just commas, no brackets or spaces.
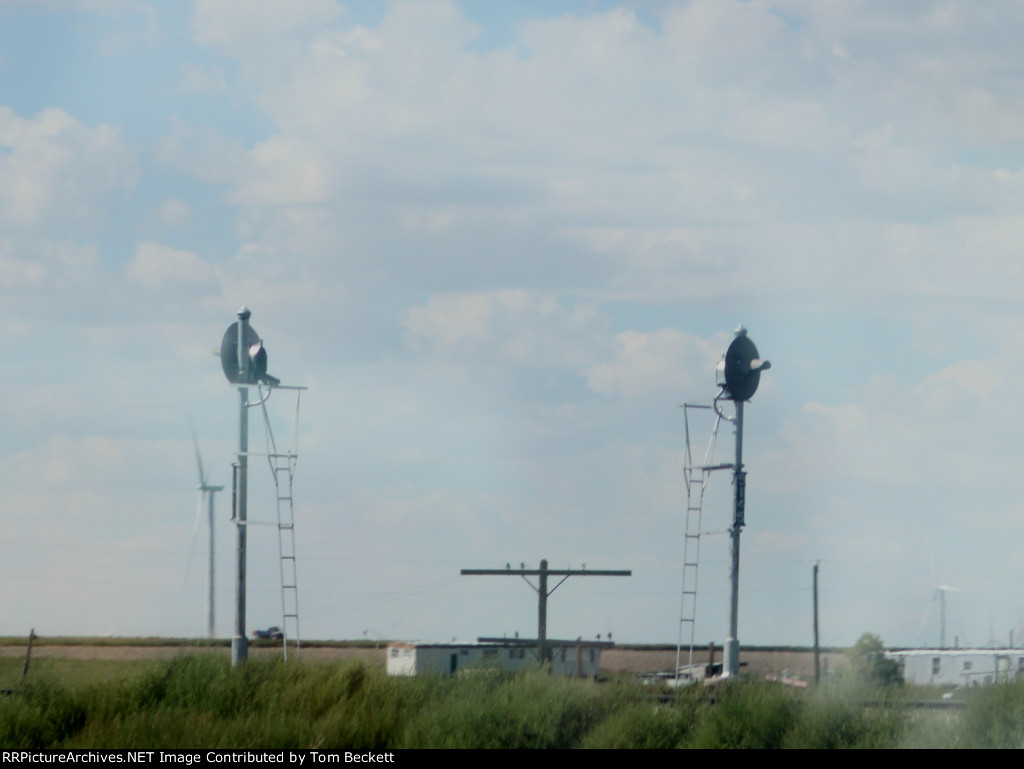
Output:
716,325,770,402
220,308,281,386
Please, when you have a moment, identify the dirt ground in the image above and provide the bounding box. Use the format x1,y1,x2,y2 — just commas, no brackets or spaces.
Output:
0,644,844,681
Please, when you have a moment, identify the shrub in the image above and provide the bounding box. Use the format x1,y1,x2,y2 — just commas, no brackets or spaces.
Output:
957,679,1024,748
400,668,624,749
784,690,905,748
582,700,698,748
847,633,903,687
686,680,797,749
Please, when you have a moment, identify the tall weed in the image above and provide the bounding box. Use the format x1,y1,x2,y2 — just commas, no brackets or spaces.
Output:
957,679,1024,748
581,699,699,748
1,655,928,749
684,680,795,748
784,689,905,748
0,679,87,749
400,667,630,749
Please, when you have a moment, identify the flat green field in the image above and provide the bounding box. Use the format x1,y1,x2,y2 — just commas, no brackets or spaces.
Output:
2,639,1022,749
1,656,156,691
2,651,1005,749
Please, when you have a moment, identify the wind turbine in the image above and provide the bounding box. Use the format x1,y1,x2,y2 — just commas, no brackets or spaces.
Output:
188,429,223,639
934,584,960,650
918,547,960,649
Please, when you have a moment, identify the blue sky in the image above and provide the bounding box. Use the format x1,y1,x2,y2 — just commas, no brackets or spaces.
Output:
2,0,1024,655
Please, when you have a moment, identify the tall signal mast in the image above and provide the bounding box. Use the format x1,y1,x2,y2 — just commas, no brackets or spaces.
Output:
714,326,771,677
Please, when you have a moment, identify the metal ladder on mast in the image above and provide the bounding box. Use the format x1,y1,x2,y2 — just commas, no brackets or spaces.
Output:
676,403,730,684
259,386,303,660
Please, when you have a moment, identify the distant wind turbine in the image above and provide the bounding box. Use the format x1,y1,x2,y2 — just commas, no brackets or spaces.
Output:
187,427,223,639
934,584,960,650
917,546,961,649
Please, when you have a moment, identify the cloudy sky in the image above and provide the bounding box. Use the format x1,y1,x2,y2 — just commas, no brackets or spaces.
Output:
3,0,1024,654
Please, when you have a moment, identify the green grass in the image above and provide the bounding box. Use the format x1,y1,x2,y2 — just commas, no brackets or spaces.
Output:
956,679,1024,748
1,657,159,693
5,656,1007,749
0,636,393,649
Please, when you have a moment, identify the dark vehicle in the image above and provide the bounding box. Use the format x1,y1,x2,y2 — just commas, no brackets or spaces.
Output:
252,626,284,640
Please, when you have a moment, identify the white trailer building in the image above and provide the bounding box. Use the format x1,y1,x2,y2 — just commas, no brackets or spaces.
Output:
886,649,1024,687
386,641,604,678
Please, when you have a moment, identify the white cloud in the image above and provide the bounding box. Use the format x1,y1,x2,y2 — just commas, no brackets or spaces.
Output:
586,329,730,399
0,107,135,232
175,64,229,96
165,0,1024,315
5,0,1024,645
127,241,216,288
156,198,192,228
233,135,333,206
403,290,600,368
0,241,47,289
0,0,137,9
403,293,494,350
190,0,342,49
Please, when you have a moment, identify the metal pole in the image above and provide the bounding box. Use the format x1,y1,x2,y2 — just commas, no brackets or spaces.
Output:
538,559,548,664
208,490,216,639
939,589,946,650
724,400,744,676
813,562,820,685
232,307,250,666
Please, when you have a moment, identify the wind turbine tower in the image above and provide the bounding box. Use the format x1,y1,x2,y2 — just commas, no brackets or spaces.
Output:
191,433,223,639
936,584,959,650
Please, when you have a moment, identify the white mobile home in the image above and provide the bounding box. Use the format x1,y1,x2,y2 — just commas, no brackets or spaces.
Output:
886,649,1024,687
386,641,603,678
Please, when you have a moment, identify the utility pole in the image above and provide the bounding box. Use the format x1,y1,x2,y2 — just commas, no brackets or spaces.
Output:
813,561,820,685
461,559,631,664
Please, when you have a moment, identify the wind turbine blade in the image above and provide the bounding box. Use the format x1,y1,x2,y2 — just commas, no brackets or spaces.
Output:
936,584,960,593
190,421,207,486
